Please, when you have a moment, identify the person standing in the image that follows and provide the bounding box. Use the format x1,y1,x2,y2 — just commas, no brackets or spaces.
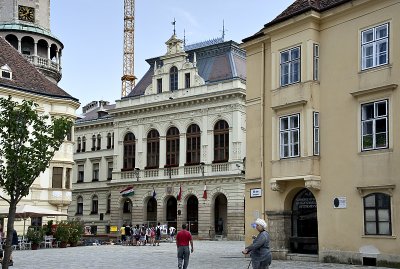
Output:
155,222,162,246
176,223,193,269
242,218,272,269
169,226,176,243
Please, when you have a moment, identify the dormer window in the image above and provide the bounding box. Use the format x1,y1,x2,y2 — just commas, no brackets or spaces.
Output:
170,66,178,91
1,64,12,80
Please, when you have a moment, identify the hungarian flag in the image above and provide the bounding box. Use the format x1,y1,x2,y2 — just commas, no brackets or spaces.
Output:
177,185,182,201
120,186,134,197
202,184,207,199
152,187,157,198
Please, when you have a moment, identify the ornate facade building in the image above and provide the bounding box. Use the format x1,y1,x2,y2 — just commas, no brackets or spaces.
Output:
71,35,247,239
242,0,400,266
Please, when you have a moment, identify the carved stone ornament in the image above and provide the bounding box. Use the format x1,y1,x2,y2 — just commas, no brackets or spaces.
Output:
304,178,321,191
270,182,285,192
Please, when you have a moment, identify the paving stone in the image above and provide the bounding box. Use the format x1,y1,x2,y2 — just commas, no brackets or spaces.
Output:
11,241,390,269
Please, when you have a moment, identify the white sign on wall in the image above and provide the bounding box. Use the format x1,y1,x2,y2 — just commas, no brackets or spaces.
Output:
333,197,347,209
250,188,262,198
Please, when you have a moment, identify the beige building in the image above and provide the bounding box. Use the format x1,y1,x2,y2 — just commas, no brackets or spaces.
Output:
0,0,78,234
70,35,247,240
242,0,400,266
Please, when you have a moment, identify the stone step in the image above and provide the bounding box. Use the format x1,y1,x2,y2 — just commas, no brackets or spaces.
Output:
286,253,319,262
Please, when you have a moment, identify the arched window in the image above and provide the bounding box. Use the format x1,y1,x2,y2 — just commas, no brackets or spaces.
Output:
106,194,111,213
91,135,96,151
91,195,98,214
77,137,81,152
82,136,86,152
77,196,83,215
213,120,229,163
97,134,101,150
123,132,136,170
107,133,112,149
166,127,180,167
170,66,178,91
186,124,201,165
146,130,160,169
364,193,391,235
112,132,115,148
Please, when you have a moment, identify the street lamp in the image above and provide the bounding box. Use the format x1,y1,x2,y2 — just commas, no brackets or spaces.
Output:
134,168,140,181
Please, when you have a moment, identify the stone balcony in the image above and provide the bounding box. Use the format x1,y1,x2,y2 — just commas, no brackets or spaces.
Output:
48,189,72,206
24,55,61,83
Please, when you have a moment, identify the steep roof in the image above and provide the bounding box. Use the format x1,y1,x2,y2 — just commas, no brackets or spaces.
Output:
0,37,77,102
76,103,116,124
243,0,352,42
126,40,246,98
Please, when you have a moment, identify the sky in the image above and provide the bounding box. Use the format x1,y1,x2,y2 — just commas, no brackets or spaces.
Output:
51,1,295,110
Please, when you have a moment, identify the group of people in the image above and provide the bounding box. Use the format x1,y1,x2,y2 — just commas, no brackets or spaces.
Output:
120,223,162,246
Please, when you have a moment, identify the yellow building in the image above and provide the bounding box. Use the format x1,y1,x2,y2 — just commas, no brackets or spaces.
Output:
242,0,400,266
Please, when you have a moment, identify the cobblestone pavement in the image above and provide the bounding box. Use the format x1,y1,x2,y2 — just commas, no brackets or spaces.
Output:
10,241,392,269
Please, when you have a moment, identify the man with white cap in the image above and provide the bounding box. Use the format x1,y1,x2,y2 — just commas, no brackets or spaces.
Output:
242,218,272,269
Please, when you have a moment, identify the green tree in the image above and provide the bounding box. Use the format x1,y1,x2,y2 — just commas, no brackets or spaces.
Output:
0,96,72,268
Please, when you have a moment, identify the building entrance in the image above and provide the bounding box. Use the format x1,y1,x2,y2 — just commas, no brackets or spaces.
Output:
166,196,177,231
187,195,198,234
214,194,227,235
147,197,157,226
290,188,318,254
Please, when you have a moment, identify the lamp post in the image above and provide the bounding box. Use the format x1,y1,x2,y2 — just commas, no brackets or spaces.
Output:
134,168,140,181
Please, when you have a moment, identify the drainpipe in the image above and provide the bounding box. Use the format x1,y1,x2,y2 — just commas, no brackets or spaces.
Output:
260,42,266,219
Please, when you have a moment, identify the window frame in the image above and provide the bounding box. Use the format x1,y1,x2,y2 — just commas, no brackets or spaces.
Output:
361,23,389,70
280,46,301,87
82,136,86,152
76,196,83,215
91,195,98,214
107,162,113,180
361,99,388,151
91,135,96,151
96,134,101,150
170,66,178,91
123,132,136,171
77,137,81,152
52,167,63,189
313,112,320,156
313,44,319,81
77,165,84,183
363,193,392,235
157,78,163,93
107,133,112,149
92,163,99,182
185,73,191,88
279,114,300,159
146,129,160,169
213,120,229,163
186,124,201,165
166,127,180,167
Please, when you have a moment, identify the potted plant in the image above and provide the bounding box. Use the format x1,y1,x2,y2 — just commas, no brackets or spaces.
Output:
26,226,44,250
55,221,70,248
68,219,84,247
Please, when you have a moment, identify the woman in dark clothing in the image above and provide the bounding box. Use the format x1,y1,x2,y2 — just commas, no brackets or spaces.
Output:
242,218,271,269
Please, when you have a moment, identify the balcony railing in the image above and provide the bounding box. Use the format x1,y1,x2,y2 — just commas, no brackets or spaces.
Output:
48,189,72,206
116,161,244,182
23,55,60,72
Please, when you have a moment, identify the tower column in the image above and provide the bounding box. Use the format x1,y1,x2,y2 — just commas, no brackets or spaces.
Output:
179,133,185,166
56,49,60,71
160,136,166,168
17,39,21,53
47,45,51,67
33,41,38,64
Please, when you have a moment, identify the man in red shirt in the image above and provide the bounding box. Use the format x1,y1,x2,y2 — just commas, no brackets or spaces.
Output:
176,223,194,269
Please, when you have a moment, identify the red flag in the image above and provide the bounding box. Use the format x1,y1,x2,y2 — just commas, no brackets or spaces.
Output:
177,185,182,201
202,184,207,199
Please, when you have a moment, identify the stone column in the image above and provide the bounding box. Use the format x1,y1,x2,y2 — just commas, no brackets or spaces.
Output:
18,39,21,53
56,49,59,71
47,45,51,67
33,41,38,64
179,133,185,166
266,210,291,260
159,136,166,168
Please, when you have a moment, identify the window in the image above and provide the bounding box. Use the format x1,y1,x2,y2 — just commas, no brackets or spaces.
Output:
107,133,112,149
280,46,300,86
65,168,71,189
166,127,180,166
52,167,63,188
66,127,72,141
313,112,320,156
112,133,114,149
186,124,201,164
313,44,319,81
82,136,86,152
280,114,300,158
170,66,178,91
77,137,81,152
123,132,136,170
91,195,98,214
92,163,99,181
157,78,163,93
77,165,84,183
97,134,101,150
77,196,83,215
123,199,132,213
146,130,160,169
106,194,111,213
31,217,42,227
107,162,113,180
361,23,389,70
0,64,12,80
213,120,229,163
361,100,388,151
185,73,190,88
91,135,96,151
364,193,391,235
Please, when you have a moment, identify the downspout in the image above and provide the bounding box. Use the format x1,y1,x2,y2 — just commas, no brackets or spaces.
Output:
260,42,266,219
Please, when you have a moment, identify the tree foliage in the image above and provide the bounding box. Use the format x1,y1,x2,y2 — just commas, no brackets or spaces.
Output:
0,96,72,268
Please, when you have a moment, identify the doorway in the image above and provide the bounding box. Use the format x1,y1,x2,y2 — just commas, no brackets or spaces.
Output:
214,194,227,235
186,195,198,234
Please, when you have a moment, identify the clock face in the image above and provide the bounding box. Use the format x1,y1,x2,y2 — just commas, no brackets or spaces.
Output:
18,5,35,23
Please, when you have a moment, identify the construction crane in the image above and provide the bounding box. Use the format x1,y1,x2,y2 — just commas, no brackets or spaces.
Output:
121,0,136,97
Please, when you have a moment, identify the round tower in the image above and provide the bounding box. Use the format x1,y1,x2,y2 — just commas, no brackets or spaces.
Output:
0,0,63,84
